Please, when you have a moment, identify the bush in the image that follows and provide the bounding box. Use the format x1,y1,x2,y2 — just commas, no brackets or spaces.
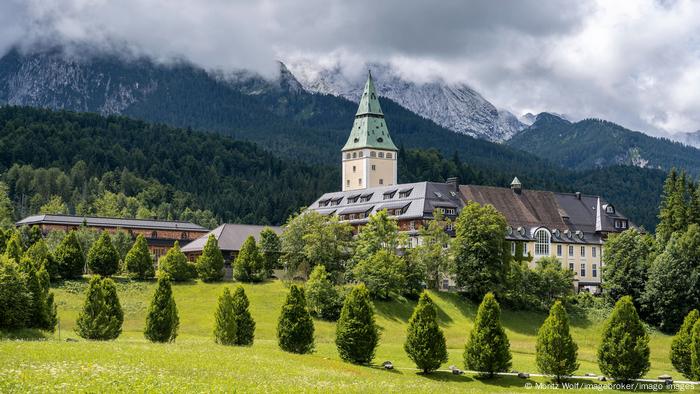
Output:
124,235,155,279
464,292,512,377
144,277,179,343
233,236,264,282
214,288,238,345
231,286,255,346
277,284,314,354
335,284,379,364
404,291,448,373
87,231,120,276
196,235,224,282
75,276,124,340
536,301,578,382
306,265,342,321
352,250,405,299
4,232,24,262
671,309,699,379
0,257,32,329
157,241,194,282
597,296,650,382
692,320,700,381
54,231,85,279
25,240,60,281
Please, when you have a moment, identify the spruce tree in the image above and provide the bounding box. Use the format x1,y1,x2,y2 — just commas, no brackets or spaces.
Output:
277,284,314,354
157,241,194,281
26,239,60,281
691,320,700,381
597,296,650,382
306,264,342,321
259,227,281,276
335,283,379,364
87,231,120,276
214,287,237,345
536,301,578,382
671,309,699,379
19,258,57,331
0,257,31,329
75,276,124,340
464,292,512,378
196,235,224,282
144,277,179,343
55,231,85,279
124,234,155,279
233,236,264,282
404,291,448,373
4,232,23,262
231,286,255,346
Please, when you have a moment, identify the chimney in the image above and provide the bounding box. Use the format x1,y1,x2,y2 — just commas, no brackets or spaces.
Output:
446,177,459,192
510,177,522,194
575,192,581,200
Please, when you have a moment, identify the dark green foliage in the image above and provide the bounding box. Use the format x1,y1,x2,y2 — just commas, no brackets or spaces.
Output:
259,228,281,276
464,292,512,377
18,225,42,251
597,296,650,382
305,265,343,321
157,241,194,282
404,292,448,373
86,231,120,276
25,240,59,281
656,169,690,247
4,231,23,262
536,301,579,382
0,257,31,329
144,277,179,343
402,255,426,300
410,210,450,290
692,320,700,380
54,231,85,279
453,202,510,301
124,235,154,279
233,236,264,282
20,259,57,331
231,286,255,346
196,235,224,282
214,288,237,346
602,229,655,307
671,309,699,379
335,284,379,365
352,250,406,300
642,225,700,333
277,285,314,354
531,257,574,309
75,276,124,340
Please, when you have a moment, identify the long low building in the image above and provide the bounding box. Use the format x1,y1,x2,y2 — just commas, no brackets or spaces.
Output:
16,214,209,260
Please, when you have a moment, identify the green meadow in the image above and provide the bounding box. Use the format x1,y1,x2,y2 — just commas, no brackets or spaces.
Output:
0,280,691,393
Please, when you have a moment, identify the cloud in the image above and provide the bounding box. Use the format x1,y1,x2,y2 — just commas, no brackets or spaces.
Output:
2,0,700,135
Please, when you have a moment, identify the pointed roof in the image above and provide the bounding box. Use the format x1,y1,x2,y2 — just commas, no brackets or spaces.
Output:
595,197,603,232
511,177,522,187
342,71,398,151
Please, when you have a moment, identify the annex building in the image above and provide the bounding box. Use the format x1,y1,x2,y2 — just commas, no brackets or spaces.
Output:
308,72,635,293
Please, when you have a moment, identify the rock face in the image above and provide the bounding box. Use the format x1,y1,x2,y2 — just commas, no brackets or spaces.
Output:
286,61,526,142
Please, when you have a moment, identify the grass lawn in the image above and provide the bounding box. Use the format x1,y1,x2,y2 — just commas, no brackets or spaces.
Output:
0,279,690,393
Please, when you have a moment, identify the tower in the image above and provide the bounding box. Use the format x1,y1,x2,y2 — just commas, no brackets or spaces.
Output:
341,71,398,191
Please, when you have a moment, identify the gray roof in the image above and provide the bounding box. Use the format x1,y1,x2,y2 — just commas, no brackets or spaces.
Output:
181,223,282,253
16,214,208,232
308,181,464,224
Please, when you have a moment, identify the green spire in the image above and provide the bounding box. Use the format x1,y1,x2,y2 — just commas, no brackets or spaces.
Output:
342,71,398,152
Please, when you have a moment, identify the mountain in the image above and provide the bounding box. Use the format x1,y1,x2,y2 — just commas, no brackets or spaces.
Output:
508,113,700,175
286,61,526,142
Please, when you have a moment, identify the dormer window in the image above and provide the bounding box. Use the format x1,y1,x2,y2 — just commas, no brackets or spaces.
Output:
370,151,377,158
383,190,397,200
386,153,392,159
318,199,331,207
605,205,615,214
360,193,373,202
399,188,413,198
331,198,343,206
614,219,628,229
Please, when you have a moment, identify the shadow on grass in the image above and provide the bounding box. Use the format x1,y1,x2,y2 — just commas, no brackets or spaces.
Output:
474,374,537,388
431,291,477,322
418,370,475,383
373,298,416,323
0,328,51,341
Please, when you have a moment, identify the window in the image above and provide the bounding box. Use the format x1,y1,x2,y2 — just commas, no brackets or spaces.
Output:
371,165,376,171
151,231,158,239
580,246,586,257
568,245,574,257
352,166,356,173
592,264,598,278
378,152,384,158
435,207,445,214
346,180,350,187
557,244,562,256
606,205,615,214
399,189,412,198
358,178,362,185
569,262,574,271
534,229,551,256
386,153,392,159
358,151,364,158
580,263,586,277
409,221,416,230
445,208,456,215
445,223,453,231
180,232,188,240
383,191,396,200
442,279,449,289
349,214,356,220
370,151,376,158
379,179,384,185
352,152,357,158
621,220,628,229
511,242,516,256
345,153,351,159
592,247,597,258
523,243,528,257
347,195,359,203
360,193,373,202
331,198,342,206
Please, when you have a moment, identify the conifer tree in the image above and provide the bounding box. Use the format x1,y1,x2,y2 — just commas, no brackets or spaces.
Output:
404,291,448,373
144,277,179,343
26,239,60,281
464,292,512,377
214,287,237,345
19,258,58,331
335,283,379,364
597,296,650,382
671,309,699,379
277,284,314,354
124,234,155,279
196,235,224,282
75,276,124,340
4,232,23,262
259,227,281,276
231,286,255,346
536,301,578,382
157,241,194,282
0,257,31,329
306,264,342,321
692,320,700,381
233,236,264,282
87,231,120,276
55,231,85,279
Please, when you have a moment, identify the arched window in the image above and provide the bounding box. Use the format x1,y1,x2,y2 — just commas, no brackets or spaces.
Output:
534,228,551,256
151,231,158,239
370,151,376,158
345,153,351,159
378,152,384,158
386,153,392,159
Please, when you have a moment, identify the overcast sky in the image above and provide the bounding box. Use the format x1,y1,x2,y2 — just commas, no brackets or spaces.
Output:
2,0,700,136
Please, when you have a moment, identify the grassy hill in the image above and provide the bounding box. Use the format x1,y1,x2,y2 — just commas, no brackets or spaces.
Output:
0,279,679,392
